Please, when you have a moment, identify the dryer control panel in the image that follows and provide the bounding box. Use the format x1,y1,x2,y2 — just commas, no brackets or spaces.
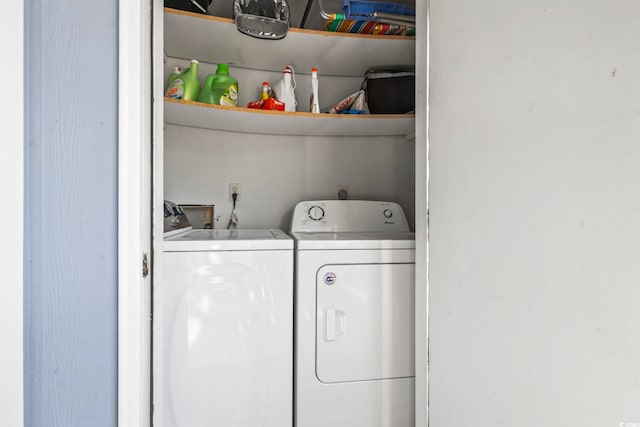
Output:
290,200,410,233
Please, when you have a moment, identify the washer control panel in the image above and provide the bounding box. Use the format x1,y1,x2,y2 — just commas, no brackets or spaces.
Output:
290,200,410,233
307,205,326,222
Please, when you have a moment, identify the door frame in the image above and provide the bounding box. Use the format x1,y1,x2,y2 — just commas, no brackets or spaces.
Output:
415,0,429,425
117,1,428,426
118,0,153,425
0,0,24,425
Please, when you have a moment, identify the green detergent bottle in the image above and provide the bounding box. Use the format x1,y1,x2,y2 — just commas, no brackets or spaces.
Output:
165,59,200,101
166,65,183,88
208,63,239,107
197,74,218,104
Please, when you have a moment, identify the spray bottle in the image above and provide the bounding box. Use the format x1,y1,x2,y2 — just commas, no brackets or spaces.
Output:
165,59,201,101
275,65,296,112
309,67,320,113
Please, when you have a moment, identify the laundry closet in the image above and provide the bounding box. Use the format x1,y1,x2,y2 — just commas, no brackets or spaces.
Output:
159,2,417,230
151,0,426,425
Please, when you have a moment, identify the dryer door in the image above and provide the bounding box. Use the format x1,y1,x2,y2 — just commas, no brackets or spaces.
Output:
316,263,415,383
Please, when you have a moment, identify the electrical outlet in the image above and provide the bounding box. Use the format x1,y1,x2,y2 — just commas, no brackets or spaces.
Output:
336,185,349,200
229,183,241,201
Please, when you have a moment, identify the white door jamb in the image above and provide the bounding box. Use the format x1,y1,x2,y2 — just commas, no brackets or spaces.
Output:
0,0,24,425
118,0,153,424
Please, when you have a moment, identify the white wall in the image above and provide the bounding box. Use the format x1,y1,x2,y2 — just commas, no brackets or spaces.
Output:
164,125,415,230
429,1,640,426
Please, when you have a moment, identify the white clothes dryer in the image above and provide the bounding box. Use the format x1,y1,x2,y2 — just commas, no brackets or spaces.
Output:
290,200,415,427
157,228,293,427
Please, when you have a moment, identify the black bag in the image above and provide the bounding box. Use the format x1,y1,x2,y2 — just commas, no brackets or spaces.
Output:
165,0,211,14
362,68,415,114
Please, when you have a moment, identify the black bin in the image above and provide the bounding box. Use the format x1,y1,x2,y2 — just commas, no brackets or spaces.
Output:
363,69,415,114
165,0,210,13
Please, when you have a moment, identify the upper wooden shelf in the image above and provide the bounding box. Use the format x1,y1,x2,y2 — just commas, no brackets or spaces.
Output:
164,8,415,77
164,98,415,137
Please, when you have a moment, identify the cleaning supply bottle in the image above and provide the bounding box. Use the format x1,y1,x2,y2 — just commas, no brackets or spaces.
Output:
197,74,217,104
275,65,296,112
165,59,200,101
166,65,183,88
309,67,320,113
209,63,239,107
261,82,271,100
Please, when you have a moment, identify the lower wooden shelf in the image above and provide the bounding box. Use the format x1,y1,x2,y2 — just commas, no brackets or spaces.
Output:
164,98,415,137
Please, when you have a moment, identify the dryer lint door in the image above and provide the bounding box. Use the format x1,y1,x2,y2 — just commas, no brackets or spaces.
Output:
316,263,415,383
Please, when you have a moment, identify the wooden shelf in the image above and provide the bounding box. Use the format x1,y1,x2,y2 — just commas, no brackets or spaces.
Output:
164,8,415,77
164,98,414,137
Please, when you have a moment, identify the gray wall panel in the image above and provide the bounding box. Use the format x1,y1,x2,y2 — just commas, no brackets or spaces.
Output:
428,1,640,426
25,0,118,425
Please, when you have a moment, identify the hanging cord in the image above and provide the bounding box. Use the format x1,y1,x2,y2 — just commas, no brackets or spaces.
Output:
290,65,297,90
300,0,315,28
288,65,297,109
227,191,239,229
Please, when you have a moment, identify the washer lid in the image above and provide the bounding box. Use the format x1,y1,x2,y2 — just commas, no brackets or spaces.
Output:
291,231,415,250
164,228,293,251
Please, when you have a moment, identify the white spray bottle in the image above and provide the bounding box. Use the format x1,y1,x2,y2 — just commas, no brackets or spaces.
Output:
309,67,320,113
276,65,297,112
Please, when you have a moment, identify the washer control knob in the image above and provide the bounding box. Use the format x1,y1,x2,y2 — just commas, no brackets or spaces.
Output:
383,209,393,219
308,205,325,221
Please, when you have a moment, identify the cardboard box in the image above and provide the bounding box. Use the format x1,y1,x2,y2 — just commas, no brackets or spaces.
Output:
181,205,215,229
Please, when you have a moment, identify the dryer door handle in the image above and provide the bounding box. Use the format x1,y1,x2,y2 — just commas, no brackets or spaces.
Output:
324,307,346,341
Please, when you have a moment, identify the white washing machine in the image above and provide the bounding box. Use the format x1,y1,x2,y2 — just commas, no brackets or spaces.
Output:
290,200,415,427
158,227,293,427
